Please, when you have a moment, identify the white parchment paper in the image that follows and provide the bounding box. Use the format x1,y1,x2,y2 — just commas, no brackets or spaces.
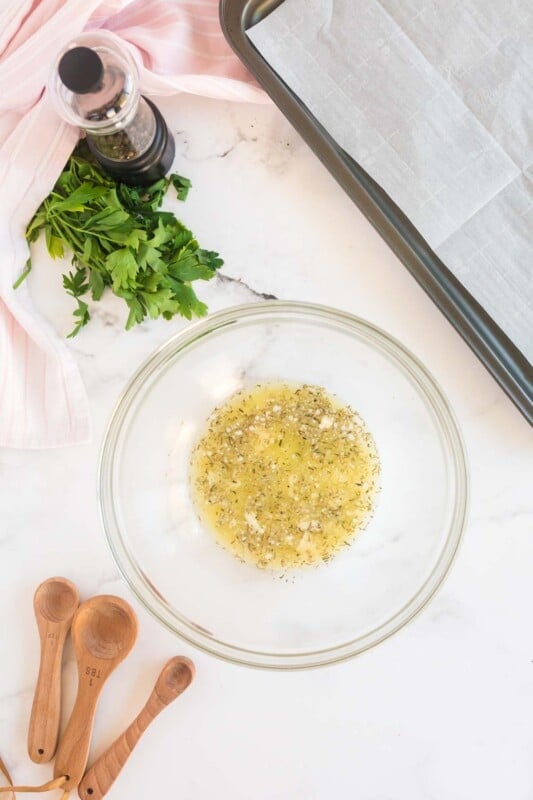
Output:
248,0,533,361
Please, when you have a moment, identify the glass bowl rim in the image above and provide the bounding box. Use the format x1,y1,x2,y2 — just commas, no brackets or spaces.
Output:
98,301,469,670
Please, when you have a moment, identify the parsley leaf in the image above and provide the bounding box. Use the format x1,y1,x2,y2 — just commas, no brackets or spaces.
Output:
19,142,222,337
63,268,90,337
170,174,192,201
106,248,139,291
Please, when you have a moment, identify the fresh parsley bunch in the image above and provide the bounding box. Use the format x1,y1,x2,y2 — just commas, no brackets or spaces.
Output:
20,143,222,337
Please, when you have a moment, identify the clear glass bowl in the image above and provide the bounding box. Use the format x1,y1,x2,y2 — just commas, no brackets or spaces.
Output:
99,302,468,669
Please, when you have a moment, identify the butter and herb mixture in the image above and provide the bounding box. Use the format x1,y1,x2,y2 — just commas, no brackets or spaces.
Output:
189,383,380,569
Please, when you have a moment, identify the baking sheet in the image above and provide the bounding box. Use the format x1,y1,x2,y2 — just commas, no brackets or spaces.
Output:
247,0,533,363
220,0,532,421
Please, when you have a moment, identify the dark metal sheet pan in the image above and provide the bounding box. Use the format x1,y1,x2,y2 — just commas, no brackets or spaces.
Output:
220,0,532,424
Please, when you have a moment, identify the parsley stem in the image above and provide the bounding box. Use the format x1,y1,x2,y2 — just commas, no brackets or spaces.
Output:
12,258,32,289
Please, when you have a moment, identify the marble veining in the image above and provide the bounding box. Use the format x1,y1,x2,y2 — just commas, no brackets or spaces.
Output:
215,271,278,301
0,94,531,800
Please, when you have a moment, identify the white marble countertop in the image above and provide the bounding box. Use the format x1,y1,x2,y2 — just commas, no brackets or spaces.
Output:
1,95,532,800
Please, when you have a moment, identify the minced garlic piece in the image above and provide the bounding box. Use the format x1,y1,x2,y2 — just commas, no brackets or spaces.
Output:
189,383,380,569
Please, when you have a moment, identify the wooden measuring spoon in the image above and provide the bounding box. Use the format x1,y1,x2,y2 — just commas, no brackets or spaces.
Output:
28,577,80,763
78,657,195,800
54,595,138,793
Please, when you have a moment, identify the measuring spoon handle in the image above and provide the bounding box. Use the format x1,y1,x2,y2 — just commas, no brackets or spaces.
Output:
28,625,67,763
54,678,103,790
78,695,165,800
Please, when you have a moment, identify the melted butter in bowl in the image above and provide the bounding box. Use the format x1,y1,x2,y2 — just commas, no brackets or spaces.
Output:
101,304,468,667
189,383,380,569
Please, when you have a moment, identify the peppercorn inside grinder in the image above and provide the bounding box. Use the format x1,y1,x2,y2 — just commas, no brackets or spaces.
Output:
49,32,175,186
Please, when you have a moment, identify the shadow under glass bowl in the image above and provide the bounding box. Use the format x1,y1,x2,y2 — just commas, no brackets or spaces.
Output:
99,302,468,669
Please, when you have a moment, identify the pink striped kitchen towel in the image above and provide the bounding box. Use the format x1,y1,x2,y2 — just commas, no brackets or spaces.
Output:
0,0,266,449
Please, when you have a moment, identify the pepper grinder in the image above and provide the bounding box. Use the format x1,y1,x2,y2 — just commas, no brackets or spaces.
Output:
49,31,175,186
